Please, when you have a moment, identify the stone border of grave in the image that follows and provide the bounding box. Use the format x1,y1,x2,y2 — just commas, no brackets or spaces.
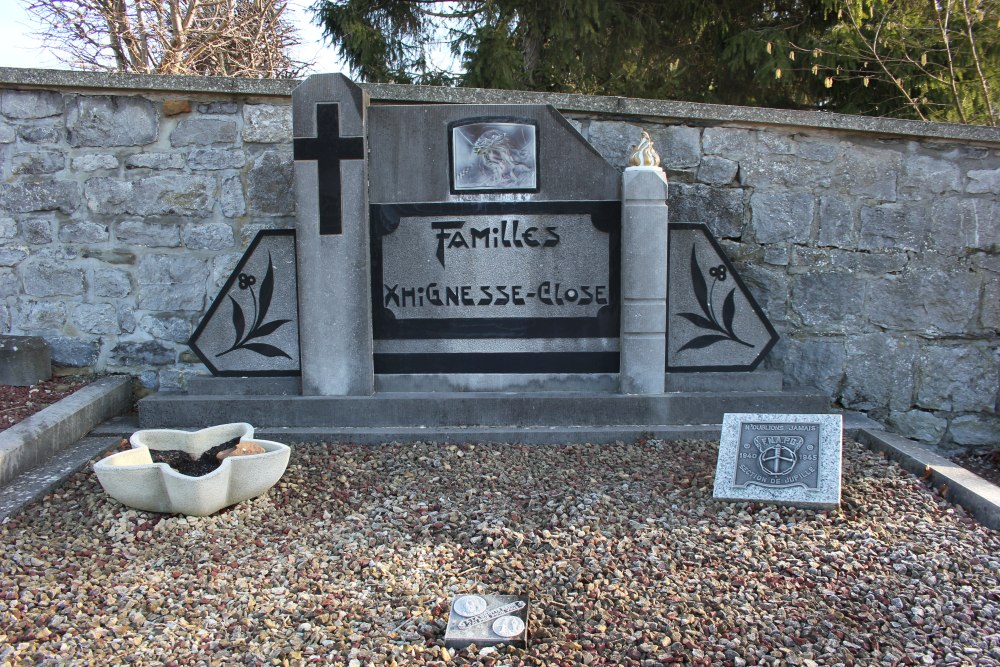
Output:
0,376,132,495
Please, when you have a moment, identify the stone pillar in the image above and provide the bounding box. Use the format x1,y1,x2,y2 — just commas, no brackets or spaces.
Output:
292,74,375,395
620,166,668,394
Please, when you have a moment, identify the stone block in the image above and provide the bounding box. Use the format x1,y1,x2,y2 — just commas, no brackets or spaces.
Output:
67,96,157,147
816,196,855,248
902,155,961,194
47,336,99,368
757,132,793,155
794,138,839,163
72,154,118,171
22,259,84,297
1,90,63,119
1,178,80,214
835,146,900,201
781,337,845,396
0,268,16,298
118,305,137,333
138,254,209,285
81,248,135,265
18,126,60,144
186,149,247,171
59,220,109,243
869,270,979,334
93,267,132,298
932,198,997,254
73,303,119,334
949,415,1000,447
967,168,1000,194
887,410,947,443
139,314,192,343
586,121,643,168
108,340,175,366
858,203,927,251
791,271,865,330
650,125,700,169
842,334,917,412
198,102,239,114
169,118,237,147
916,345,998,412
125,153,186,170
0,121,14,143
212,253,242,287
115,219,182,247
85,174,215,217
248,150,294,215
220,175,246,217
0,335,51,385
12,150,64,175
749,191,814,244
702,127,752,159
0,218,15,238
137,284,204,312
16,299,66,330
242,104,292,143
0,304,8,332
0,246,29,266
763,245,789,266
182,222,234,250
20,219,54,244
697,156,738,185
668,183,745,239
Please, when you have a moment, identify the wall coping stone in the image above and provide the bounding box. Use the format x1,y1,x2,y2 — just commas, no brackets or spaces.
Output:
2,66,999,146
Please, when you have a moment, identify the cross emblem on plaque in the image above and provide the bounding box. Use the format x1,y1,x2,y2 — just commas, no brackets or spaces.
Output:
293,103,364,235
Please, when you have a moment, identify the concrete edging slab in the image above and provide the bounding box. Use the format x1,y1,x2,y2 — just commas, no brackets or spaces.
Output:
0,376,132,488
857,428,1000,530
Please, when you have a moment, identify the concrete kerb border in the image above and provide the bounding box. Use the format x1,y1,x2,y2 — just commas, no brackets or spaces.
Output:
0,376,132,488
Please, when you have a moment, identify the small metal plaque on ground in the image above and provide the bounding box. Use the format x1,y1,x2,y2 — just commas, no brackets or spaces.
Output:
713,413,843,509
444,594,529,650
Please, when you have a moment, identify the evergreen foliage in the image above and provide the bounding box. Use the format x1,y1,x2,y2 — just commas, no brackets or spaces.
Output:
313,0,998,124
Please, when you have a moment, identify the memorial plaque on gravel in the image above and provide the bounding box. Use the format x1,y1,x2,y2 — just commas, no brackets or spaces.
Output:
444,594,529,650
713,413,843,508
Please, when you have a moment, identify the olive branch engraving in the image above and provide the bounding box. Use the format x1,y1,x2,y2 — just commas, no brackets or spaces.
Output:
216,252,292,359
676,246,753,352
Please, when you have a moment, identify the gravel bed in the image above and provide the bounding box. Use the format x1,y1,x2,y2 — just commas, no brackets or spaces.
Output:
0,377,90,433
1,438,998,666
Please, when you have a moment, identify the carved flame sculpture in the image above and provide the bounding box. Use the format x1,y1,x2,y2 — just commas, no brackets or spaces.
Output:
628,130,661,168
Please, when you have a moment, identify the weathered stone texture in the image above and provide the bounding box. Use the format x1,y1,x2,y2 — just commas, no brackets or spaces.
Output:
791,271,866,330
59,221,109,243
1,178,80,214
242,104,291,144
170,118,237,146
650,125,700,170
47,336,100,367
669,183,745,238
842,334,917,413
2,90,63,119
86,175,215,217
887,410,948,443
749,191,814,244
182,222,234,250
115,220,182,247
869,270,980,334
186,149,246,171
247,150,294,215
67,96,157,147
93,267,131,298
949,415,1000,446
73,303,119,334
22,259,84,296
72,154,118,172
12,150,65,175
126,153,186,170
916,345,997,412
109,340,175,366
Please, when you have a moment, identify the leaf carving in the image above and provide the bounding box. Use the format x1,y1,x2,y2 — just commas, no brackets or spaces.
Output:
677,312,720,332
229,294,245,345
721,288,737,336
241,342,292,358
256,252,275,330
689,246,710,319
677,334,731,352
248,319,292,340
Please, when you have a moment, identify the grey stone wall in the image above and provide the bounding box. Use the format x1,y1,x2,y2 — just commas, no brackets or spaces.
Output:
0,69,996,449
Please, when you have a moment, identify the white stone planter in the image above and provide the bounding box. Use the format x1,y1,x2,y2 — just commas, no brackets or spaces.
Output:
94,423,290,516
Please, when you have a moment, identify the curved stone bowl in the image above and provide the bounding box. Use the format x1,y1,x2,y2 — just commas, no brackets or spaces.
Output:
94,423,291,516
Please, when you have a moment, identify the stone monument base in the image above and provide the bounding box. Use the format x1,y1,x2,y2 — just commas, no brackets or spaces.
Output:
138,373,828,443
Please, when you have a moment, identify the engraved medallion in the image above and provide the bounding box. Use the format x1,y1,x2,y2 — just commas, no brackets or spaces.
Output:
453,595,488,617
492,615,526,638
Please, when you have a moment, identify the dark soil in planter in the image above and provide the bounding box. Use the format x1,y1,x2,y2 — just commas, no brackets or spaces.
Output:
952,450,1000,488
150,437,242,477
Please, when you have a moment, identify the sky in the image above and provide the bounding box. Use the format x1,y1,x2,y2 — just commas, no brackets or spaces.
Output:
0,0,348,75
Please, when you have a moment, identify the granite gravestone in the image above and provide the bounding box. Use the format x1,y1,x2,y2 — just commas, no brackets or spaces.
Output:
713,413,843,508
444,594,529,650
189,74,783,396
